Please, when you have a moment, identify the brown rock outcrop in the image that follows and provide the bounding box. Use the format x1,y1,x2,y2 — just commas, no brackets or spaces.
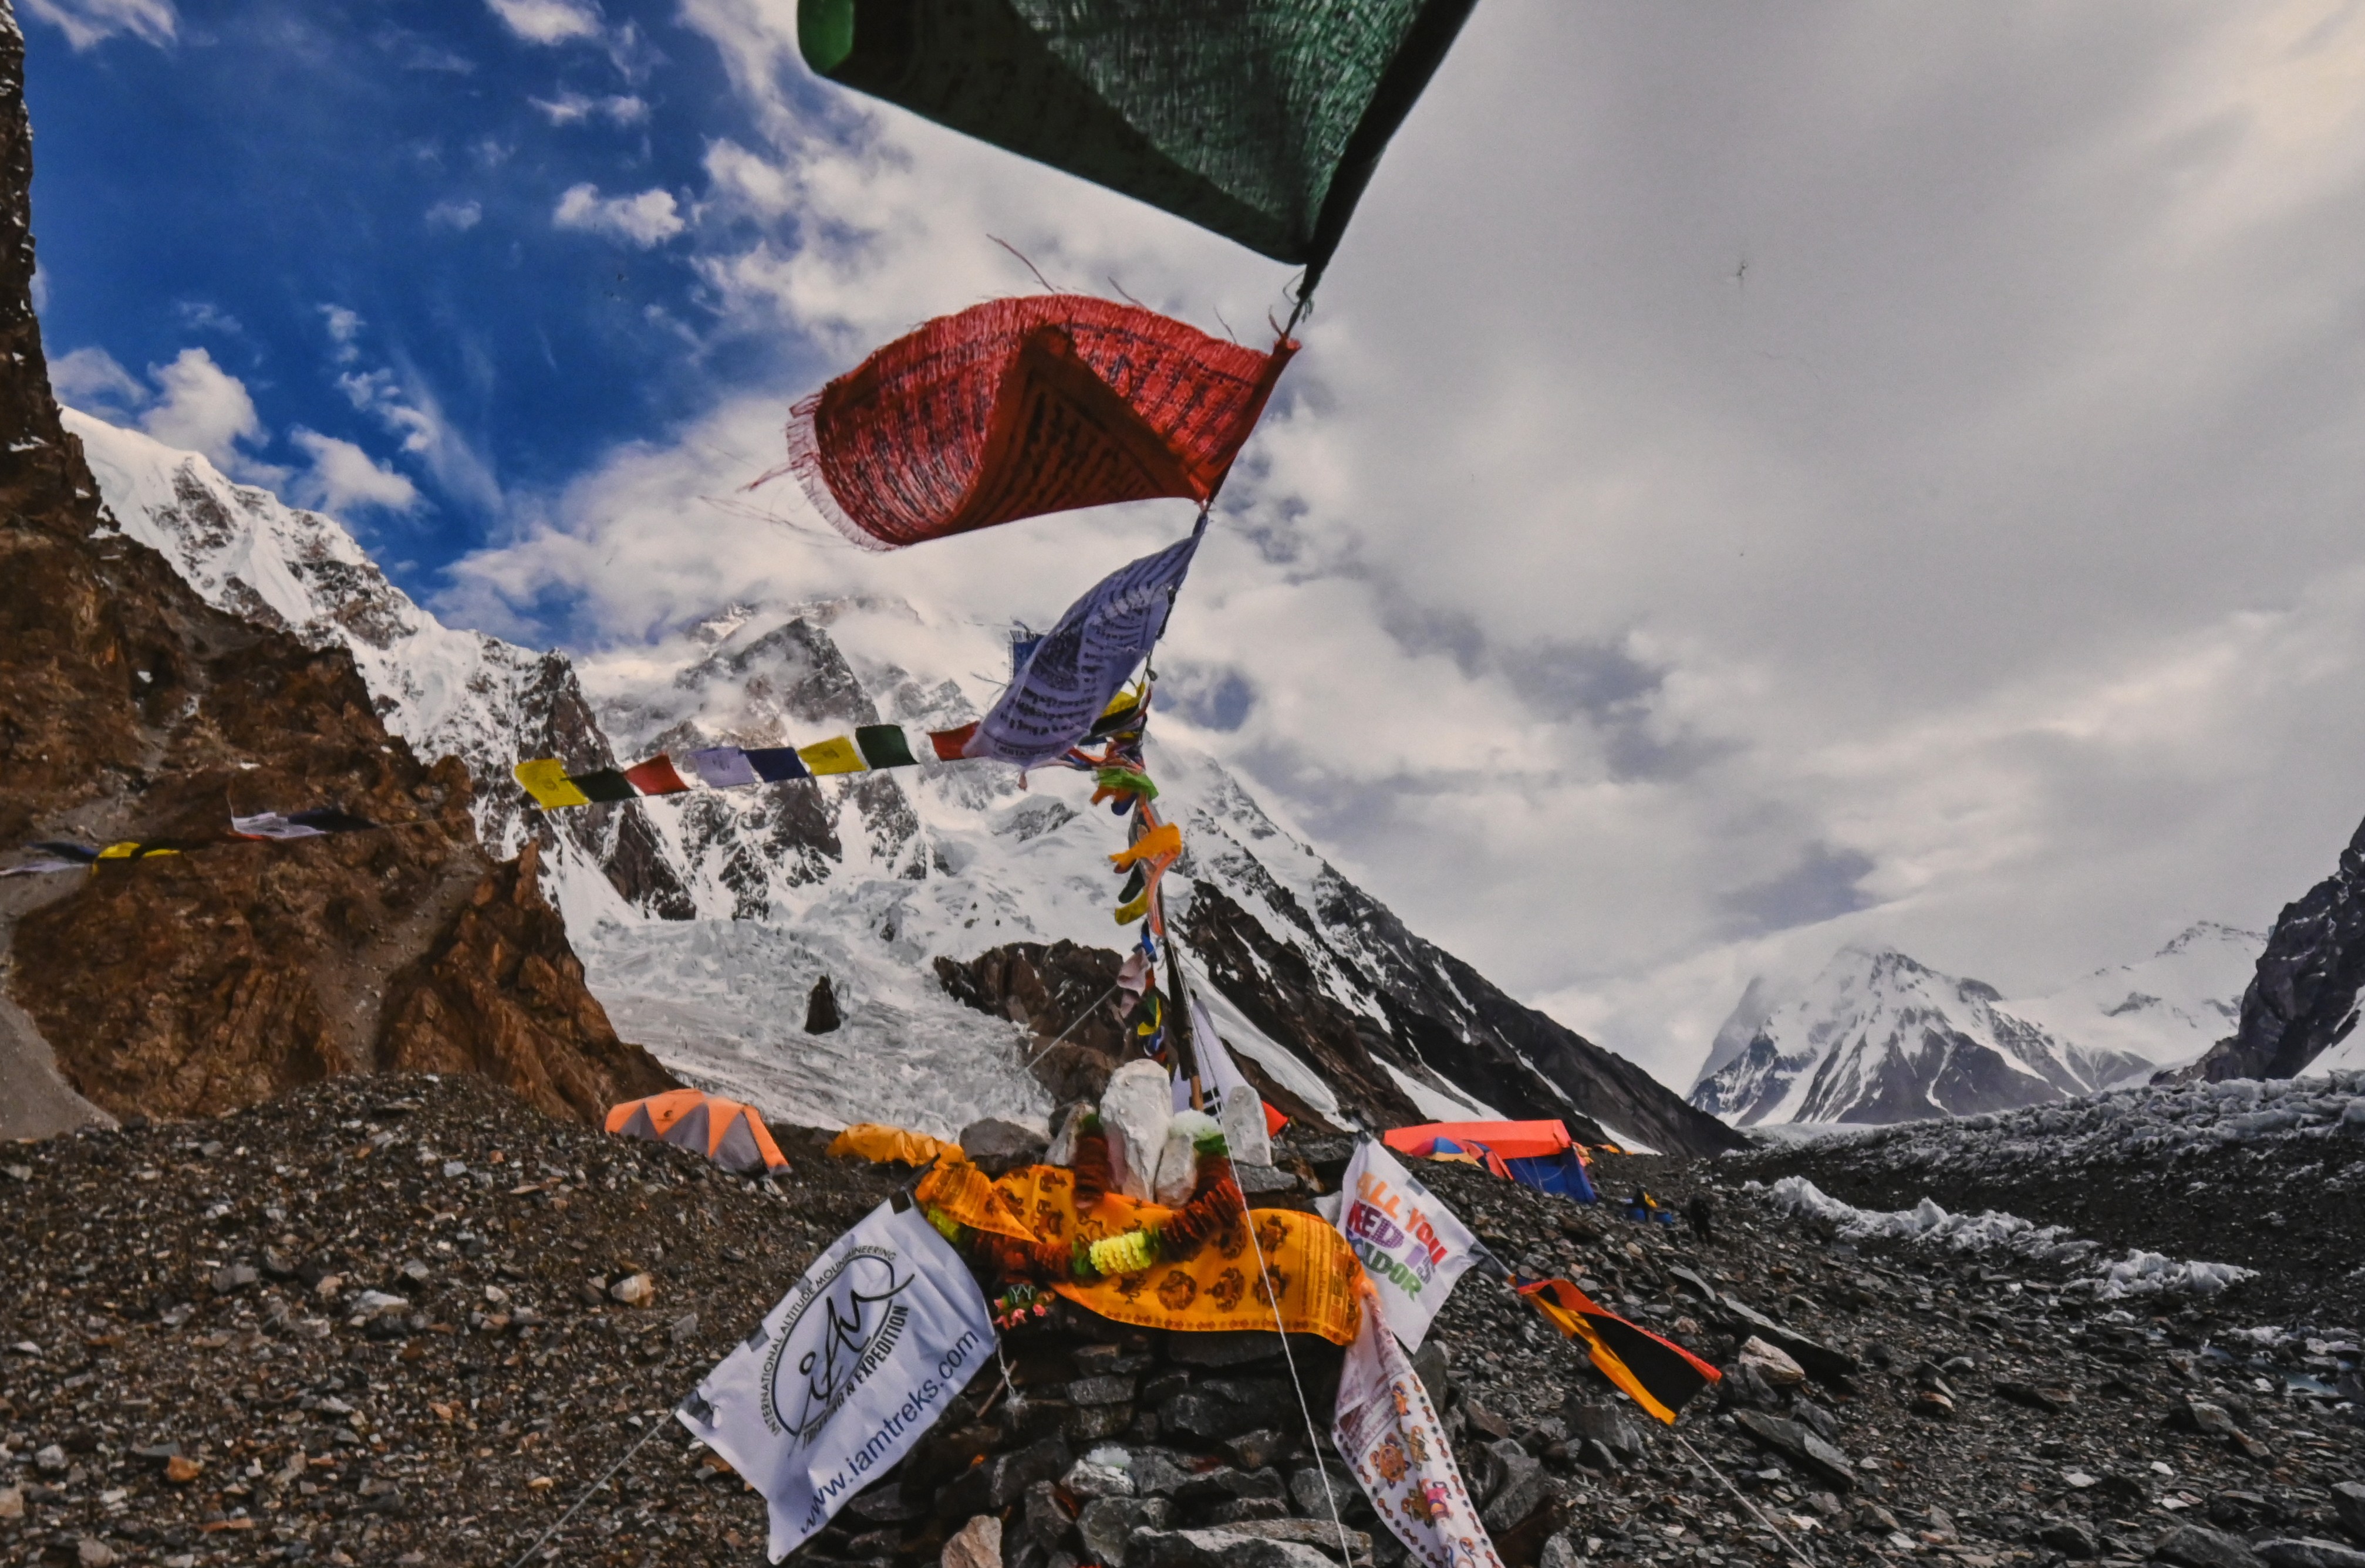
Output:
0,12,667,1128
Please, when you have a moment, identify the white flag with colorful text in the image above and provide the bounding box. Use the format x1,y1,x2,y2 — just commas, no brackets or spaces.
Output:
1331,1140,1479,1351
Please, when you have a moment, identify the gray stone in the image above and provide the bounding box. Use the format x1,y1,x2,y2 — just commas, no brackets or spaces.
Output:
1730,1409,1854,1492
2261,1543,2365,1568
1152,1121,1202,1207
211,1263,258,1294
947,1438,1074,1515
2039,1520,2099,1558
2154,1525,2268,1568
943,1513,1003,1568
1062,1458,1136,1501
1078,1496,1173,1564
35,1444,67,1474
1192,1498,1291,1526
1166,1330,1288,1368
1213,1519,1371,1557
1018,1481,1077,1552
1131,1451,1200,1498
1171,1465,1285,1504
1068,1375,1137,1407
1480,1439,1546,1533
2178,1400,2241,1437
1288,1464,1354,1519
1233,1163,1301,1197
960,1118,1049,1178
1563,1401,1642,1462
1409,1342,1452,1413
2335,1483,2365,1543
1539,1533,1582,1568
1162,1393,1263,1442
1123,1528,1341,1568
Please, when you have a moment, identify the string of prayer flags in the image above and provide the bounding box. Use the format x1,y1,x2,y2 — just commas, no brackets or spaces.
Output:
1334,1277,1506,1568
795,0,1481,276
1516,1275,1722,1425
966,518,1205,767
783,296,1291,551
512,721,990,813
6,809,390,877
230,809,380,841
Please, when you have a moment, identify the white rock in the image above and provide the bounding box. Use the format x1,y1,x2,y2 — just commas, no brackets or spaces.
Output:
352,1290,410,1320
1152,1123,1200,1207
1220,1084,1271,1167
1100,1061,1172,1202
1062,1457,1136,1499
610,1273,657,1307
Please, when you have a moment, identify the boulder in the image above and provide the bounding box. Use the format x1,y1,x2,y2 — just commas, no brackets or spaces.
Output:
2335,1482,2365,1543
1720,1297,1858,1386
959,1118,1048,1178
1731,1409,1854,1492
1124,1528,1341,1568
1102,1062,1173,1202
2154,1525,2269,1568
1479,1439,1546,1533
1738,1336,1807,1387
1078,1496,1173,1564
1153,1121,1202,1207
2259,1541,2365,1568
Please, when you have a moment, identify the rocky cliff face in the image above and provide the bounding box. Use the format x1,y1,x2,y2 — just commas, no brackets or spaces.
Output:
0,15,667,1131
2187,813,2365,1081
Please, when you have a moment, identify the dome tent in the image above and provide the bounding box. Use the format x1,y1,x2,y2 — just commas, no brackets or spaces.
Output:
605,1089,788,1175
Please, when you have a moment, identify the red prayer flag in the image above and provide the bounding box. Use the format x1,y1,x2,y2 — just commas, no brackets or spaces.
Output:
623,756,690,796
927,722,980,762
783,296,1295,550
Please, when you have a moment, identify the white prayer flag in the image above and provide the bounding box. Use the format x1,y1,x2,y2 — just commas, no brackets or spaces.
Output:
1334,1280,1505,1568
676,1201,995,1562
1332,1140,1479,1351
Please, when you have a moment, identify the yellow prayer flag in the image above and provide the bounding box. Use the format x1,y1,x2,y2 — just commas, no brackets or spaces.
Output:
798,735,868,775
513,759,591,810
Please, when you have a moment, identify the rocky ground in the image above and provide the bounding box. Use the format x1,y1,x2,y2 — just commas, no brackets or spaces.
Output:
3,1076,2361,1568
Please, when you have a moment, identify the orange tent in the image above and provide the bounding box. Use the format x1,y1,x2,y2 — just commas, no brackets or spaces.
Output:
605,1089,788,1174
1382,1119,1574,1160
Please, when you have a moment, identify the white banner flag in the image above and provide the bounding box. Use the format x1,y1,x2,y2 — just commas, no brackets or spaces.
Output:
676,1201,995,1562
1334,1281,1506,1568
1330,1140,1479,1351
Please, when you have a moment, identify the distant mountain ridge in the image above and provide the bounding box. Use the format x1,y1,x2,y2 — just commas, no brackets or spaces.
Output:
70,408,1741,1154
1691,924,2259,1127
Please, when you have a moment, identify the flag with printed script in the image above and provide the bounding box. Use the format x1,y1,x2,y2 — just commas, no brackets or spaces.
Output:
1329,1140,1479,1351
1334,1279,1505,1568
967,520,1205,766
230,809,379,841
676,1201,995,1563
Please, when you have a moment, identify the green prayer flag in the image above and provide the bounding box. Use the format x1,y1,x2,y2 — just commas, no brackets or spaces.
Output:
854,725,921,769
567,768,639,803
798,0,1480,275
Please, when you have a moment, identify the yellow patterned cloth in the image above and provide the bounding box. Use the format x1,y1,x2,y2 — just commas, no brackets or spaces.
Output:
513,758,593,809
916,1152,1041,1241
990,1164,1361,1344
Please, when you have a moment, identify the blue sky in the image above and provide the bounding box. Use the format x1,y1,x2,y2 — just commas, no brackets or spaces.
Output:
29,0,834,578
26,0,2365,1083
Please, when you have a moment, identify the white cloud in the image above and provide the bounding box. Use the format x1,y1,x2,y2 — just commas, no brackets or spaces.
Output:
426,198,483,232
483,0,600,45
552,183,683,248
319,304,365,363
530,91,648,127
336,364,503,516
23,0,176,50
137,347,266,472
289,428,423,516
453,0,2365,1091
51,346,146,415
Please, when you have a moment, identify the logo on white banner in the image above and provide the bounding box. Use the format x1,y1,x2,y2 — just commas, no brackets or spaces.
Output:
679,1201,994,1562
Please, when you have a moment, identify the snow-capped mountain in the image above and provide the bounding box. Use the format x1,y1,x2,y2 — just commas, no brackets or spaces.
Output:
1691,925,2261,1127
69,408,1739,1154
1691,947,2157,1126
2006,921,2262,1076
